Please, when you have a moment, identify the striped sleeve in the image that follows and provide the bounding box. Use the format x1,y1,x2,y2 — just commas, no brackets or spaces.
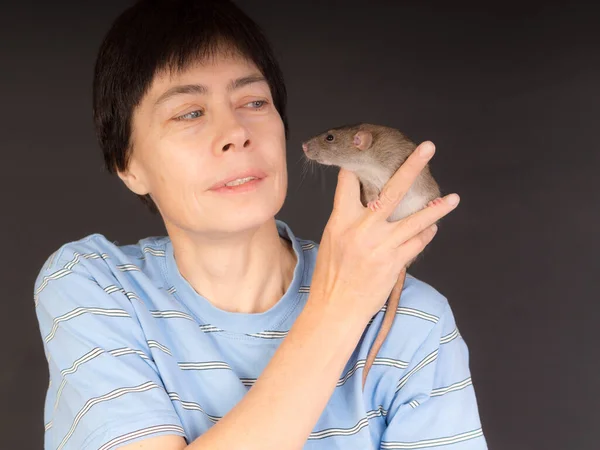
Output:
33,247,187,450
380,302,488,449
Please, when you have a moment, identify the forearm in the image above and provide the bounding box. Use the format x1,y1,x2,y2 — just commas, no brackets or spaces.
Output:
185,293,367,450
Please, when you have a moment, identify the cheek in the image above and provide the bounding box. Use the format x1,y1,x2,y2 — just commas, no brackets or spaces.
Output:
148,144,206,202
264,129,286,171
261,113,286,154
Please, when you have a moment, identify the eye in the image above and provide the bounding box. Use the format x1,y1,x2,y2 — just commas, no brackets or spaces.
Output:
174,110,203,121
326,134,334,142
246,100,268,110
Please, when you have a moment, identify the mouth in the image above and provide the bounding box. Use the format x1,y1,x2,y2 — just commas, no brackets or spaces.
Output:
304,152,332,166
209,177,265,194
209,168,267,189
302,143,332,166
302,145,318,162
208,168,268,194
316,156,332,165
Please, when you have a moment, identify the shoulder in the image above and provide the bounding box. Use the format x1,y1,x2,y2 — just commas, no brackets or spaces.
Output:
380,273,452,348
35,233,164,284
400,273,450,320
33,232,168,313
33,233,170,355
34,233,107,298
361,273,457,381
396,273,455,342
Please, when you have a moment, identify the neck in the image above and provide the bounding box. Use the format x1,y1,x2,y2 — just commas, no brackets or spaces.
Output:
167,218,297,314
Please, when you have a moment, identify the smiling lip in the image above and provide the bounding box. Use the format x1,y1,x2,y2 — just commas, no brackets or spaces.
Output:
208,169,268,190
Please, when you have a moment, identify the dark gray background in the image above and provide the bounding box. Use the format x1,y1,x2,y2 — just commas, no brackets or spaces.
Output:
2,1,599,448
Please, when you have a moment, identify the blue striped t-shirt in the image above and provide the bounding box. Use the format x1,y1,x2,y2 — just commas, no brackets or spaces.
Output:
33,219,488,449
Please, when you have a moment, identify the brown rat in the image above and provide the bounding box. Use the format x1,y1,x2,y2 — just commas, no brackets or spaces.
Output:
301,123,442,390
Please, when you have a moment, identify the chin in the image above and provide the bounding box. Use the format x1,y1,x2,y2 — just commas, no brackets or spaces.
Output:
220,206,277,232
207,190,286,234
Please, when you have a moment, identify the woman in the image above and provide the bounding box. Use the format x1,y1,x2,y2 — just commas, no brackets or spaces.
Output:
33,1,486,449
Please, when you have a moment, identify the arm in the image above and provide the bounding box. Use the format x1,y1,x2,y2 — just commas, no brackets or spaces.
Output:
34,246,368,450
182,298,366,450
118,297,367,450
379,302,488,449
34,248,188,450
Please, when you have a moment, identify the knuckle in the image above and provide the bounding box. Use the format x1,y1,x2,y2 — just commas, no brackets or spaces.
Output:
421,232,432,246
401,214,422,234
324,221,341,238
411,228,428,246
403,155,425,174
339,226,356,244
349,223,365,242
380,187,399,204
423,227,436,243
362,232,379,252
347,228,370,252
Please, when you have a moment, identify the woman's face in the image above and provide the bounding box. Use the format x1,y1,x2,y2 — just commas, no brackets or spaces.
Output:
120,54,288,236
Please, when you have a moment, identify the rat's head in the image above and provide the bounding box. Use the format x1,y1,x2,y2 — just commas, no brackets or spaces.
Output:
301,124,375,167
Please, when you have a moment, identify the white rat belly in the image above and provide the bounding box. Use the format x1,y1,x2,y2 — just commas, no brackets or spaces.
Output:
353,164,431,223
387,186,429,222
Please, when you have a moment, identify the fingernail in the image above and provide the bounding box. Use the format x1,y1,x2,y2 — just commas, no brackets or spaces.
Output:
446,193,460,206
420,142,435,157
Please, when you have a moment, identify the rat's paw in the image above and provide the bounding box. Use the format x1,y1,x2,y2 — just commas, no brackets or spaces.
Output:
367,199,383,211
427,197,443,208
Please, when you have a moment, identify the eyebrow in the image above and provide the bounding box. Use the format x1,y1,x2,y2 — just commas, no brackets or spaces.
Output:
153,74,267,109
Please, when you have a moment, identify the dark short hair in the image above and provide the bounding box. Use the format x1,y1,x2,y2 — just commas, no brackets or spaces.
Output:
92,0,289,215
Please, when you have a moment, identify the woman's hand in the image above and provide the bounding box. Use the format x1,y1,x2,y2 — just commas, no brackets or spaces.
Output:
309,141,460,322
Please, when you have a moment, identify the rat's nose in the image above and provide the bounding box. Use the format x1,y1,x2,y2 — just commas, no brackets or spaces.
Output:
302,143,308,152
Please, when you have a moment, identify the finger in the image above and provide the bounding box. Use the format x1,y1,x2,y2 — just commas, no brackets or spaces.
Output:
395,222,439,265
391,192,460,247
369,141,436,222
332,167,363,215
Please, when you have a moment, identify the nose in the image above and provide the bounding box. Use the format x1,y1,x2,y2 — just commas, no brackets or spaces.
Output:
219,115,250,152
302,143,308,153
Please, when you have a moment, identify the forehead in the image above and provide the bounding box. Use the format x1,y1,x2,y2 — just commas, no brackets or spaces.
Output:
151,53,261,95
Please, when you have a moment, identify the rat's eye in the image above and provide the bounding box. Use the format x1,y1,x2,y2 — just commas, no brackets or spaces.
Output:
326,134,334,142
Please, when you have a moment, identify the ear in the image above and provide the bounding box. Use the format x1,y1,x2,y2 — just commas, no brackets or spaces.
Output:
116,162,150,196
353,130,373,151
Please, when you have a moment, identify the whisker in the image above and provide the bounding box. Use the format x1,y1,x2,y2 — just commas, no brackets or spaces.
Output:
320,164,327,194
295,155,311,193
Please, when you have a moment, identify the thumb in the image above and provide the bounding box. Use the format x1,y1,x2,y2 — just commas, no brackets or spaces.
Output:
332,168,362,214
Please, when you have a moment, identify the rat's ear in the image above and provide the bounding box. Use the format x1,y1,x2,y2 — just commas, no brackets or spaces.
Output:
353,130,373,151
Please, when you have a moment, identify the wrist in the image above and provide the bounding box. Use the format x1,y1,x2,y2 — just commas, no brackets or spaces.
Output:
303,290,370,346
307,286,371,323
